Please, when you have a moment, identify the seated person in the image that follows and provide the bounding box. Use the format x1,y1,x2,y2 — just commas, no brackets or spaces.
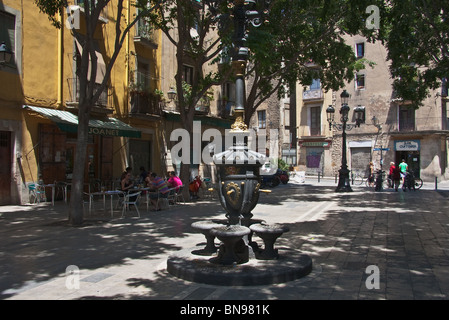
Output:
120,171,134,192
189,176,202,200
121,171,137,201
167,171,182,192
139,166,148,184
148,172,170,211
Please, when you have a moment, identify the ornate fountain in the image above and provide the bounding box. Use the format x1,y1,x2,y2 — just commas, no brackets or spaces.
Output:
166,0,312,285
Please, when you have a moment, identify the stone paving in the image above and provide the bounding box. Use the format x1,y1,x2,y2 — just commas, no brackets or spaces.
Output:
1,177,449,302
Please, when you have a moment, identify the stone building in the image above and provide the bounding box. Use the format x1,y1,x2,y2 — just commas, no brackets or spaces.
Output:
1,0,163,205
296,34,449,182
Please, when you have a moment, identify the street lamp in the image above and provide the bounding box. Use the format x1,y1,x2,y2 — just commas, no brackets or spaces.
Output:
327,90,364,192
167,87,177,101
0,42,13,65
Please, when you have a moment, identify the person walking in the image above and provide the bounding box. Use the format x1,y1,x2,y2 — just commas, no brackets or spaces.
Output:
392,163,401,191
368,161,375,187
388,162,396,188
399,159,408,189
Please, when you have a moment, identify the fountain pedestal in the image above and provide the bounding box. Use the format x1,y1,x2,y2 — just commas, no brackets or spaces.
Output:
210,225,251,265
191,221,223,255
250,223,290,260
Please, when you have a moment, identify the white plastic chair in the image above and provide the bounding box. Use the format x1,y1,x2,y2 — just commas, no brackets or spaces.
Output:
121,191,141,218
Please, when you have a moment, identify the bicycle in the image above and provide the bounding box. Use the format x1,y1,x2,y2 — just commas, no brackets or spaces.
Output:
402,171,423,191
352,172,369,186
414,177,423,189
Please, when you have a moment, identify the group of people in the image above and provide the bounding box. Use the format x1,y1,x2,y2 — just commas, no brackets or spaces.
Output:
367,160,413,191
388,160,413,191
119,167,183,211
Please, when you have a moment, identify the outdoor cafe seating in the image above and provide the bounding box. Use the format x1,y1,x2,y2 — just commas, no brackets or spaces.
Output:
30,176,186,217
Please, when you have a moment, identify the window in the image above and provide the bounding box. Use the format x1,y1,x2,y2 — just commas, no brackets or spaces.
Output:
356,43,365,59
399,106,415,131
258,110,266,129
356,73,366,90
310,106,321,136
0,10,16,68
136,60,150,91
183,65,194,85
310,79,321,90
221,81,236,116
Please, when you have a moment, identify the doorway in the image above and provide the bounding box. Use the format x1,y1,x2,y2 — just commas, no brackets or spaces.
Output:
0,131,12,205
396,151,420,178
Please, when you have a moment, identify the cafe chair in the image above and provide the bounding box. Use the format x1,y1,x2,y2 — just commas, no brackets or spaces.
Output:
174,185,186,205
55,181,69,202
121,191,142,218
166,187,177,206
156,192,170,210
28,182,46,204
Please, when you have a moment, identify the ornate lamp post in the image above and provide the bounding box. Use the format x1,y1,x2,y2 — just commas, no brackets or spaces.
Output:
212,0,270,263
0,42,13,66
327,90,364,192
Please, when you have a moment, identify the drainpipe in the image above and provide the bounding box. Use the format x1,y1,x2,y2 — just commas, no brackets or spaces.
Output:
57,8,64,109
125,0,130,114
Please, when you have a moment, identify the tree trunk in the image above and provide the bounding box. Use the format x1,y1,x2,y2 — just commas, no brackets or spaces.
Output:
68,102,90,225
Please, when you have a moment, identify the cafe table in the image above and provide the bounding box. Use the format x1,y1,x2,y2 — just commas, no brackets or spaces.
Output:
87,190,125,217
41,183,56,206
132,187,157,211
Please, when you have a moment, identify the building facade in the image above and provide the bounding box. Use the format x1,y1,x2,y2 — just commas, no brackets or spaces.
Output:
0,1,233,205
0,0,164,205
296,34,449,182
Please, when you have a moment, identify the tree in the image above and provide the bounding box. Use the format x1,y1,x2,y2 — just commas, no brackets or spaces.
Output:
34,0,162,225
137,0,380,189
137,0,235,188
242,0,380,123
381,0,449,107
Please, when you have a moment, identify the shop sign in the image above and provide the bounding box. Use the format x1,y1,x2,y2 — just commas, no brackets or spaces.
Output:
395,140,420,151
88,127,120,137
301,142,329,147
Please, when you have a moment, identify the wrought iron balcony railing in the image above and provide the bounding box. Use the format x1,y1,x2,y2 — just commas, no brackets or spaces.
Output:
67,77,110,109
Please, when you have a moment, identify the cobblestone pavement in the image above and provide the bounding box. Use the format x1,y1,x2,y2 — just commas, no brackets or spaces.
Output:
1,178,449,303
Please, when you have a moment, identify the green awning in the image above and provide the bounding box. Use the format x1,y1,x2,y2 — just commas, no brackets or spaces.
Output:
163,110,233,129
24,105,141,138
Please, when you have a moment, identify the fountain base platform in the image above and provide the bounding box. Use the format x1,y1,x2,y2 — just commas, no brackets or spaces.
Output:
166,247,312,286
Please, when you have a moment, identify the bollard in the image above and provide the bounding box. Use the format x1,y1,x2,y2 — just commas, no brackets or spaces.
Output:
318,172,321,183
435,176,438,190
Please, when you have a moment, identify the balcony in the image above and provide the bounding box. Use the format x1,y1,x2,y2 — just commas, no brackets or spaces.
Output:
74,1,109,24
133,23,158,49
66,77,112,114
217,99,235,119
303,89,324,102
194,103,210,115
130,92,162,116
398,121,416,132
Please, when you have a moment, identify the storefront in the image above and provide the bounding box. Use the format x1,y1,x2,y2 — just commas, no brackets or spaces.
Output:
394,140,420,177
22,105,142,199
298,140,331,175
349,141,373,177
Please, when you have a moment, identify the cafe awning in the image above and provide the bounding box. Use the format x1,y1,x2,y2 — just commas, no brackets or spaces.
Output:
24,105,141,138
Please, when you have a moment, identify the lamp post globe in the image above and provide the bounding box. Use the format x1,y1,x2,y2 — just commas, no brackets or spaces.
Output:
340,104,350,122
0,42,13,65
340,89,350,105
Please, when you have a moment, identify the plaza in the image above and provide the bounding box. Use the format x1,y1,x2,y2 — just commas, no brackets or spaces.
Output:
1,178,449,301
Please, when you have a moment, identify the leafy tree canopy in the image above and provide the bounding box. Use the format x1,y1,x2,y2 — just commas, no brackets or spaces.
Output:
381,0,449,107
